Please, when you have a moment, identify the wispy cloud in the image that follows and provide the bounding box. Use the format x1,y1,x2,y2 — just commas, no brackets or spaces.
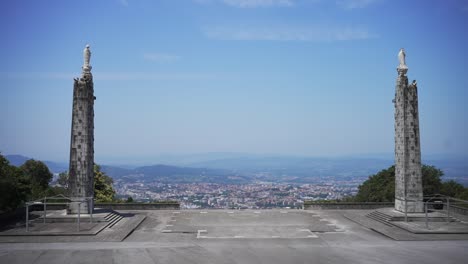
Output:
194,0,294,8
336,0,381,10
203,24,376,41
143,53,181,63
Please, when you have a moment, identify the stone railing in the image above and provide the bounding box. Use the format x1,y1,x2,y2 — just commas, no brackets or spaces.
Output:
303,202,394,210
448,204,468,216
95,202,180,210
0,202,180,224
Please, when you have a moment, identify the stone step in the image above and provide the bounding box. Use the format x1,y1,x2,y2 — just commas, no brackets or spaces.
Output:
104,212,117,221
367,211,392,221
105,213,120,222
366,211,394,227
103,212,124,229
371,212,393,221
107,215,123,228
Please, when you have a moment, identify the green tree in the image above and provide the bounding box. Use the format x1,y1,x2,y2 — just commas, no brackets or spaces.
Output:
457,189,468,200
0,154,30,211
20,159,53,199
353,164,464,202
421,165,444,195
94,164,116,203
354,166,395,202
440,180,465,198
126,196,134,203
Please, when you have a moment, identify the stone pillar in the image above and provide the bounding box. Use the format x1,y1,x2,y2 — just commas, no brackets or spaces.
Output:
68,45,95,214
394,50,423,213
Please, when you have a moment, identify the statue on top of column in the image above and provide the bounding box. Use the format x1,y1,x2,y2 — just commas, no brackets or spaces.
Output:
83,44,92,72
398,48,407,69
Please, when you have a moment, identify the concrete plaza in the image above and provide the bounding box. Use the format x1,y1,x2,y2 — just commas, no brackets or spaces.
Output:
1,209,467,264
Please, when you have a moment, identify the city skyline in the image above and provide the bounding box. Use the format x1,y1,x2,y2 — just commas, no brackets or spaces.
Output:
2,0,468,163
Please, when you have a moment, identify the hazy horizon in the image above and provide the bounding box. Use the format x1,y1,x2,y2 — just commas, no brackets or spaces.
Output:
2,1,467,162
3,151,467,167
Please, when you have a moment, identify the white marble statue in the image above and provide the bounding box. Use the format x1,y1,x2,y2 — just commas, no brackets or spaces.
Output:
398,48,407,69
83,44,91,70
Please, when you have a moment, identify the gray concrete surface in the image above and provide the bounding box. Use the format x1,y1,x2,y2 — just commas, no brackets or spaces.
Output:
1,209,467,264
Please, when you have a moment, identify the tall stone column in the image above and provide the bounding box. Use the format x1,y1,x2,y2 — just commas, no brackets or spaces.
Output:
68,45,95,214
394,48,423,213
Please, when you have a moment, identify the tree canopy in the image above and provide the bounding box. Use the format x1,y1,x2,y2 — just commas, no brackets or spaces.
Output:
354,166,395,202
353,164,467,202
20,159,53,199
0,155,30,211
0,153,118,212
94,164,116,203
46,165,117,202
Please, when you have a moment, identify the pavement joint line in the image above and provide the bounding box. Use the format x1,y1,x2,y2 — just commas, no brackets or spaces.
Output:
272,236,280,238
227,212,234,214
161,230,172,233
196,230,207,239
234,236,245,238
172,212,180,214
280,211,288,214
166,225,173,227
254,211,261,214
200,211,208,214
308,235,318,238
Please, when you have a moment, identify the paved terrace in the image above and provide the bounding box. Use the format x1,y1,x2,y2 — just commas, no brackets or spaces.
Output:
1,209,468,264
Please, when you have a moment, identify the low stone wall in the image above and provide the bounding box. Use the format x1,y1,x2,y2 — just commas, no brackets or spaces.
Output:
449,204,468,216
0,202,180,225
303,202,394,210
1,204,67,225
95,203,180,210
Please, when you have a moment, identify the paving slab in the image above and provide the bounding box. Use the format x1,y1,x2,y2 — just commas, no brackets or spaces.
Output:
1,210,468,264
344,210,468,240
0,211,146,243
166,210,341,239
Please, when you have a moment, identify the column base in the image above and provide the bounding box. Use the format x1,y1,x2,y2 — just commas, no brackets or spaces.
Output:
394,198,424,213
67,198,93,214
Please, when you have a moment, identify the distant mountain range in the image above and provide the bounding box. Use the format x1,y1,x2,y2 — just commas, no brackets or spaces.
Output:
4,154,238,184
4,153,468,186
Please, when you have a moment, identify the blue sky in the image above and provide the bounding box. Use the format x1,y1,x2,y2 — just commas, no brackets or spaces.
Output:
1,0,467,163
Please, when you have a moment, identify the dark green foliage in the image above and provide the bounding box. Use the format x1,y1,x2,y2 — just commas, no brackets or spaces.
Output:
45,186,68,197
353,164,467,202
20,159,53,199
457,189,468,200
354,166,395,202
421,165,444,195
441,180,465,198
126,196,134,203
94,164,116,203
1,153,119,211
0,154,30,211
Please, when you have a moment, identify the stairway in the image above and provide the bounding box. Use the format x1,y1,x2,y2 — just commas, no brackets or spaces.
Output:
366,211,394,227
104,211,124,228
